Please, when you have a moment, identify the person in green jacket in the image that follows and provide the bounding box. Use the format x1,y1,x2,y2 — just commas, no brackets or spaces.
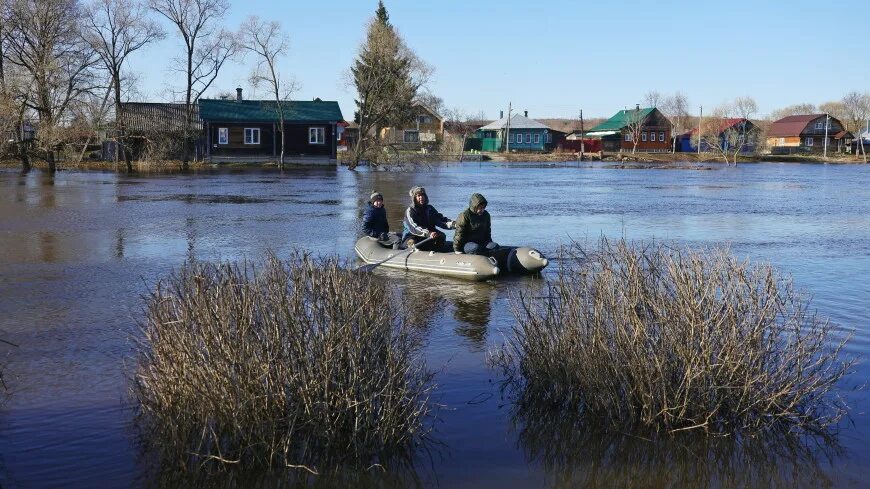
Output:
454,193,499,254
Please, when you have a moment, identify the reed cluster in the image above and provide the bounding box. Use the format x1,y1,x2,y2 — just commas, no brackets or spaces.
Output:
493,238,854,436
133,253,433,472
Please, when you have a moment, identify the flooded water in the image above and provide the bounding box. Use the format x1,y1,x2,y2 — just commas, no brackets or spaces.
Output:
0,162,868,488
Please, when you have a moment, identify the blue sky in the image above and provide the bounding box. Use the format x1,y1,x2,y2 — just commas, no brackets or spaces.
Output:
132,0,870,120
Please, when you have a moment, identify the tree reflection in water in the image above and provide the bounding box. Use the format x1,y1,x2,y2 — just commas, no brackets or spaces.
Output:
513,399,839,489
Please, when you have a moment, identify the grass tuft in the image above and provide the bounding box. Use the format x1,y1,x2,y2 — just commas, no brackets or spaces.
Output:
492,238,854,436
132,252,434,473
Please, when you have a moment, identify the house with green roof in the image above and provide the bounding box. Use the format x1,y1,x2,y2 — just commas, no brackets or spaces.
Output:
585,105,672,153
199,89,344,163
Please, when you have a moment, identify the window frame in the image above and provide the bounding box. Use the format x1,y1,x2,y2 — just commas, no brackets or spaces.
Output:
659,131,665,142
546,133,552,143
641,132,648,142
625,132,632,142
218,127,228,145
516,133,522,144
402,130,420,143
244,127,260,145
309,127,325,145
806,136,814,146
534,133,541,144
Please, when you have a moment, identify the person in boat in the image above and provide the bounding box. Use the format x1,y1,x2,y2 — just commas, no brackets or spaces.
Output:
402,186,454,251
454,192,498,255
362,191,391,240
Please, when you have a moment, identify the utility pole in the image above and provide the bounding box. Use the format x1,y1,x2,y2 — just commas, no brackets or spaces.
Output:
505,102,512,153
697,105,703,155
579,109,585,161
823,113,829,159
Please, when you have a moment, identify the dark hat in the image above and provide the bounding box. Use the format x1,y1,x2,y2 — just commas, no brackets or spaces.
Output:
370,191,383,202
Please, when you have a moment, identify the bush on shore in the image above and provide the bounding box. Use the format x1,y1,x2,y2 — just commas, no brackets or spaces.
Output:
492,239,854,436
133,253,434,473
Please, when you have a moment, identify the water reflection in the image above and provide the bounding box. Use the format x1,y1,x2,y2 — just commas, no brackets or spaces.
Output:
514,400,838,489
142,463,426,489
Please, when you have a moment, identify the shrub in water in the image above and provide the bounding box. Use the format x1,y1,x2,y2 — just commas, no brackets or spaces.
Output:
133,253,433,472
492,239,853,436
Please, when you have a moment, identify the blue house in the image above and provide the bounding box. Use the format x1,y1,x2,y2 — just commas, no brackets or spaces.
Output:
476,112,554,152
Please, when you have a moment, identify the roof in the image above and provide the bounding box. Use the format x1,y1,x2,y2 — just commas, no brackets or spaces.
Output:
199,99,343,122
587,107,657,132
412,101,443,121
766,114,825,137
119,102,201,133
479,113,550,130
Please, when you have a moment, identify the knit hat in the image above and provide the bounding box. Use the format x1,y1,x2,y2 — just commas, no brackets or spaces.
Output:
370,191,383,202
409,186,426,198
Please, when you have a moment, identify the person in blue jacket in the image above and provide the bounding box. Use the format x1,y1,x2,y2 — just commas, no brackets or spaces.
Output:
402,186,454,251
362,191,391,241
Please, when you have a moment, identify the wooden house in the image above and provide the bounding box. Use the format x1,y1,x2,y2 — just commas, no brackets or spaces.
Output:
766,114,853,154
379,101,444,149
584,106,672,152
476,112,555,152
679,118,759,153
199,91,343,163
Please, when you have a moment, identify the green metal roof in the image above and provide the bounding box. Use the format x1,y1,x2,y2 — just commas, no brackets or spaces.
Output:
199,99,343,122
587,107,656,132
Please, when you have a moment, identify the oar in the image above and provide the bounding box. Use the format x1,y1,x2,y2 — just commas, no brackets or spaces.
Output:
358,235,434,273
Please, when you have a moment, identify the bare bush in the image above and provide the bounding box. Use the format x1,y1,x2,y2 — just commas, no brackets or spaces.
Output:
493,239,854,436
133,253,434,473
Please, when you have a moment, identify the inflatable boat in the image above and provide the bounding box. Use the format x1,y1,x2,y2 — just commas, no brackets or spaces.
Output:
354,236,549,281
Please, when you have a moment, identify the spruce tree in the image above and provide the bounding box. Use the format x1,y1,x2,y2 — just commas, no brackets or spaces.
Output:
350,1,421,168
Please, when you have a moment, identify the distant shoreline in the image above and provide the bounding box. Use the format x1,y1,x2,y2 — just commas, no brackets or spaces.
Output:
2,152,866,172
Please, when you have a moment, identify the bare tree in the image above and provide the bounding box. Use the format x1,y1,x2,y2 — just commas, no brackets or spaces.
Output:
841,91,869,162
444,108,479,163
416,89,444,115
643,90,663,108
819,100,847,123
4,0,99,172
83,0,163,173
660,92,690,153
699,97,760,165
150,0,236,170
349,1,431,169
623,105,648,154
239,16,297,171
769,103,817,121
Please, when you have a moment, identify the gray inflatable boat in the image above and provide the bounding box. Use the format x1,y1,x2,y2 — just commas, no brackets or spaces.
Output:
354,236,549,281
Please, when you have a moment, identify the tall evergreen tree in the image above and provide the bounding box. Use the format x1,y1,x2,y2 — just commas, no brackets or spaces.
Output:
350,1,426,168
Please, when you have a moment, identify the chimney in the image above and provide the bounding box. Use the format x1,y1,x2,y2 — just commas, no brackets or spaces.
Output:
635,104,640,111
524,110,528,117
499,110,504,119
236,87,243,101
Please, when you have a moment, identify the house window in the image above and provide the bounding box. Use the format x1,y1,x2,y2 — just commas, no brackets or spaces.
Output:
525,133,532,143
309,127,325,144
641,132,647,142
417,115,432,124
547,133,552,143
815,122,823,130
403,130,419,143
218,127,228,145
516,133,522,144
806,137,814,146
659,131,665,142
534,134,540,144
625,133,632,142
244,128,260,145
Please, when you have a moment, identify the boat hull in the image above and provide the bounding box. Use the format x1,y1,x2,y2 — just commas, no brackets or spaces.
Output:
354,237,548,281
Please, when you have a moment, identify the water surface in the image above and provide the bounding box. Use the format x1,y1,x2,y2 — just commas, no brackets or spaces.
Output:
0,162,867,488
